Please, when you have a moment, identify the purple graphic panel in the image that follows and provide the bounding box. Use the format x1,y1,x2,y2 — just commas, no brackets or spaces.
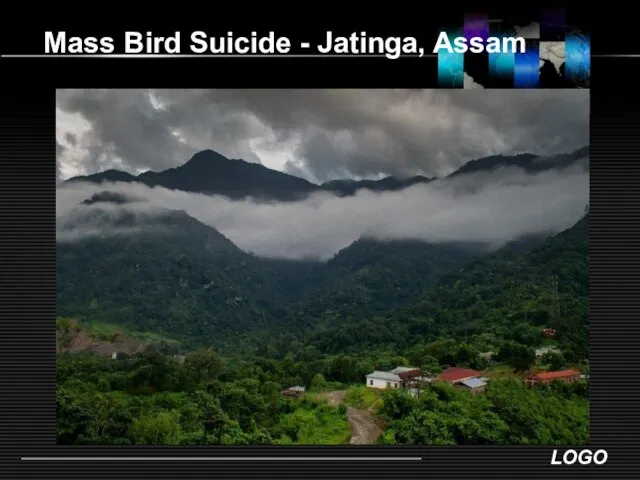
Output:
464,14,489,41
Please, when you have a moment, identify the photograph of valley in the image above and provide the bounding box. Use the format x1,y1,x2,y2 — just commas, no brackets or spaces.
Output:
56,89,589,446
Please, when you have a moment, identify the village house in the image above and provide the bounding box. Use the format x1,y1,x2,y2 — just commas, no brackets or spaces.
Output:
526,369,581,386
281,385,305,397
457,377,487,394
366,371,402,389
395,367,433,395
366,366,489,396
436,367,490,393
365,367,432,391
542,328,557,339
437,367,481,384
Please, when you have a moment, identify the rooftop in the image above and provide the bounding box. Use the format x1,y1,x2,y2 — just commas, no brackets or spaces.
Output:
438,367,480,382
398,369,423,380
529,369,581,381
390,366,419,374
460,377,487,389
366,371,402,382
283,385,306,392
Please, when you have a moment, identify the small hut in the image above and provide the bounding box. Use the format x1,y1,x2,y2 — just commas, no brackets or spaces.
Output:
281,385,306,397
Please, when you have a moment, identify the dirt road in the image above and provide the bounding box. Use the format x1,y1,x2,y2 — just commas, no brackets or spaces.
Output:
317,390,346,407
317,390,382,444
346,405,383,444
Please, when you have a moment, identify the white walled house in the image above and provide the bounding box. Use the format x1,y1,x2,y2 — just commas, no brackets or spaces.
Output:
365,367,433,390
365,371,402,389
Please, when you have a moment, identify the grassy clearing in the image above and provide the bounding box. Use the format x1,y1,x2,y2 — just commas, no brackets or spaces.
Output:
486,363,520,379
274,397,351,445
308,381,348,394
344,386,383,411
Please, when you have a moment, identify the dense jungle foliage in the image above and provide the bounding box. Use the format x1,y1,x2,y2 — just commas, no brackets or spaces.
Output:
56,196,589,445
57,346,588,445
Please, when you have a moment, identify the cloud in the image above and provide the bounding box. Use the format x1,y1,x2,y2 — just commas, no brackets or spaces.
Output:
56,202,181,243
56,89,589,182
57,163,589,261
56,141,66,182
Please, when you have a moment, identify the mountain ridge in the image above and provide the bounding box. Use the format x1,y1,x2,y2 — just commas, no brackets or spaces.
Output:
57,143,589,355
57,190,588,356
298,213,588,356
64,146,589,201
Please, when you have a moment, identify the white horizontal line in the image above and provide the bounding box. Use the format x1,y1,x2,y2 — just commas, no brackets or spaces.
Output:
592,54,640,58
22,456,423,461
1,53,435,59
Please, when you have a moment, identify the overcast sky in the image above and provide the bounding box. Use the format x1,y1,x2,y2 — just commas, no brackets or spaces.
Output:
56,89,589,183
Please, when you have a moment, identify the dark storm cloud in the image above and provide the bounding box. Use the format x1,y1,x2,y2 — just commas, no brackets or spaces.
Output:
56,89,588,182
64,132,78,146
56,89,197,174
56,141,65,182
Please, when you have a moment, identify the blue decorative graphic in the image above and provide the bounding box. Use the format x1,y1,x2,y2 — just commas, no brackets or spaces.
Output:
437,30,464,88
489,51,515,78
514,43,540,88
489,32,515,79
565,33,590,88
440,10,589,89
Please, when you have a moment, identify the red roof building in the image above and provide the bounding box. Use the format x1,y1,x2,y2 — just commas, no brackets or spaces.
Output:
437,367,480,384
526,369,580,386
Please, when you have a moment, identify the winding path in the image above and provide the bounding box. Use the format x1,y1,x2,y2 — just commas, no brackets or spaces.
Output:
317,390,383,444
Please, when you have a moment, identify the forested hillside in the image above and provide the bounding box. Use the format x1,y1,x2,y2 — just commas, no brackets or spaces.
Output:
56,205,482,352
57,202,588,365
57,204,290,349
56,347,588,446
291,214,588,360
56,147,589,446
57,199,588,360
407,213,589,357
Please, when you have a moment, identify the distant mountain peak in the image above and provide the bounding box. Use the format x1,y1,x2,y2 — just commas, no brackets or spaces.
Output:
67,169,138,184
448,146,588,178
184,149,230,166
61,145,588,202
81,191,141,206
321,174,433,196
